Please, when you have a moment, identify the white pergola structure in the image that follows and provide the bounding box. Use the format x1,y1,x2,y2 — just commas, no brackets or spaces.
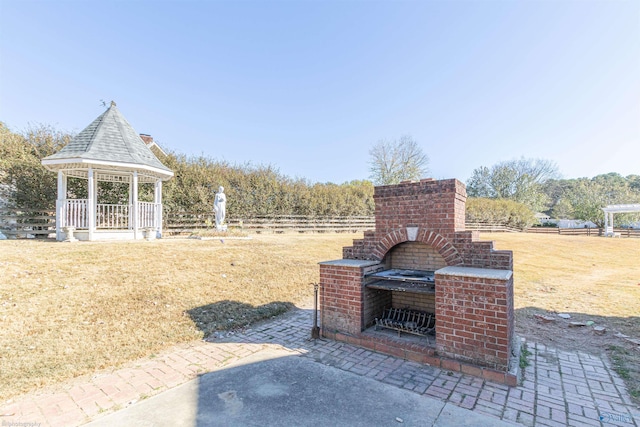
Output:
41,102,174,241
602,204,640,237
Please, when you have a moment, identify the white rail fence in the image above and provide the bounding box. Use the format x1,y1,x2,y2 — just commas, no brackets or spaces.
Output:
165,213,376,234
4,208,640,238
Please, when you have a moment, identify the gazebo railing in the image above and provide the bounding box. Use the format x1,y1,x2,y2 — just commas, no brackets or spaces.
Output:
138,202,159,229
97,204,129,229
60,200,159,231
61,199,89,229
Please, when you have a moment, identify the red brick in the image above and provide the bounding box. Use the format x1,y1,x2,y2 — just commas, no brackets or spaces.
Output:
344,335,362,346
386,345,407,359
505,373,518,387
454,330,475,340
461,363,483,377
423,355,442,368
482,369,506,384
441,358,461,372
405,350,426,364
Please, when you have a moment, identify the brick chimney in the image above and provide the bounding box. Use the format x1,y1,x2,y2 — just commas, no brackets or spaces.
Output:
139,134,153,145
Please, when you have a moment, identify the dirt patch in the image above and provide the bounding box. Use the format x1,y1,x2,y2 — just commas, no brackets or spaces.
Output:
516,308,640,405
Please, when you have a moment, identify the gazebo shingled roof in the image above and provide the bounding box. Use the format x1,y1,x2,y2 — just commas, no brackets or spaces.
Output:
42,101,173,182
41,102,173,241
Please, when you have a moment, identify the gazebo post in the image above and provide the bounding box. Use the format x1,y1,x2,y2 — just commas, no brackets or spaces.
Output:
602,204,640,237
154,179,163,237
55,170,66,241
132,171,139,239
88,167,96,240
128,174,133,230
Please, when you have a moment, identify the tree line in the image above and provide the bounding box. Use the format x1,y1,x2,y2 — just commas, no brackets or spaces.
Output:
466,158,640,228
160,152,374,216
0,123,374,217
2,123,638,228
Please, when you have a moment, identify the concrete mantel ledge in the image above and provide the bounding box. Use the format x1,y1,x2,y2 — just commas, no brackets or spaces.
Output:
436,266,513,281
318,259,381,268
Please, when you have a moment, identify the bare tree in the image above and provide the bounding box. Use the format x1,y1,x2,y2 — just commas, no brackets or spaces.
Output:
368,135,430,185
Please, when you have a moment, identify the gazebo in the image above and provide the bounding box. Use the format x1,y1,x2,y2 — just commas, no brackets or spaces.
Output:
602,204,640,237
41,102,174,241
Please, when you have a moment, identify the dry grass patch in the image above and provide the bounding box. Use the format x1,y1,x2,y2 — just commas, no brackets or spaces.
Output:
0,233,356,400
189,228,249,238
484,233,640,318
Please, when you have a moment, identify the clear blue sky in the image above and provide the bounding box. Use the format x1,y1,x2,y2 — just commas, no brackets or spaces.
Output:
1,0,638,184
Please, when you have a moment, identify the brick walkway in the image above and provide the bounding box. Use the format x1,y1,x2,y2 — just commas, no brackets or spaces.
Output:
2,309,638,427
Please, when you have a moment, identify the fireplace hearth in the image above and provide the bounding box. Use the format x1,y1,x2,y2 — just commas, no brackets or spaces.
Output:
319,178,520,385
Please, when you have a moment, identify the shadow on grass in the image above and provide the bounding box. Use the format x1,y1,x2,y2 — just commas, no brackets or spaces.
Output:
187,300,295,338
515,306,640,404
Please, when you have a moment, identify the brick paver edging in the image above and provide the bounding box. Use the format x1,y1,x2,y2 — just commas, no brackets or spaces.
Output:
323,329,519,386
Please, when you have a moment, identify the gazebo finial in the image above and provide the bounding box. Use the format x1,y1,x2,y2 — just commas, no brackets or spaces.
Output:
110,100,116,107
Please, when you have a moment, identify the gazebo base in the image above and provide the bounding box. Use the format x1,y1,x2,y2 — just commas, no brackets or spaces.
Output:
71,230,154,241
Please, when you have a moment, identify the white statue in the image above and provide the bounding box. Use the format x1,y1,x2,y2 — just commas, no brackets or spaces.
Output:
213,186,227,230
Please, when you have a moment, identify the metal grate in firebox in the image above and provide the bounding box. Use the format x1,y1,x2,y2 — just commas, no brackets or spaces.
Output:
374,307,435,337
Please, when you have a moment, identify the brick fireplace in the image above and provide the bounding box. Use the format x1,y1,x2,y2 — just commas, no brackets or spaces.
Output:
319,178,520,385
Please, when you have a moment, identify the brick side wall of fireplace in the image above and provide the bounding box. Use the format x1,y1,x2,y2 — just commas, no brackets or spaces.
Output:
363,288,392,328
435,267,514,370
319,260,382,335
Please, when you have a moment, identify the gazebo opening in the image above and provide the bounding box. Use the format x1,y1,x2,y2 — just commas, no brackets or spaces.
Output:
603,204,640,237
41,102,174,241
